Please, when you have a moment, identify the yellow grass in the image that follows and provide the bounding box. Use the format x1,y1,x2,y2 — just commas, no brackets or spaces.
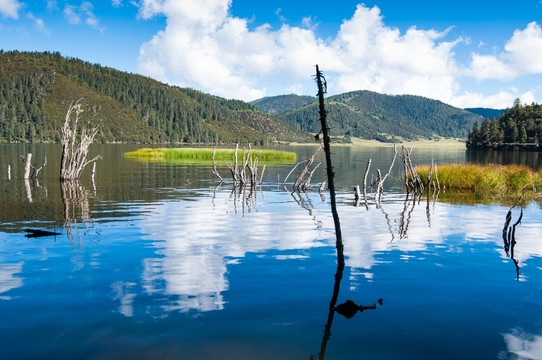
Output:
416,163,540,194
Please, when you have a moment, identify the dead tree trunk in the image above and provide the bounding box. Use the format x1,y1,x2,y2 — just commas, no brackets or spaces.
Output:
285,144,323,192
23,153,32,180
315,64,347,360
401,146,423,194
362,159,371,201
211,148,224,183
246,144,262,188
33,157,47,179
375,144,398,203
60,98,101,181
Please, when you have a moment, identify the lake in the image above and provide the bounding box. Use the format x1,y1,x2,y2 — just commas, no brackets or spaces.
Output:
1,144,542,360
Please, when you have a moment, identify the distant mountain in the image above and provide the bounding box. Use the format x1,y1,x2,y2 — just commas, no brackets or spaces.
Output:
465,107,505,119
250,94,316,115
271,90,482,141
0,50,310,144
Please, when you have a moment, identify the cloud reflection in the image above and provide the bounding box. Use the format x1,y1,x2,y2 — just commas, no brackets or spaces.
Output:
138,191,329,313
502,329,542,360
0,262,23,300
112,281,137,317
136,189,542,313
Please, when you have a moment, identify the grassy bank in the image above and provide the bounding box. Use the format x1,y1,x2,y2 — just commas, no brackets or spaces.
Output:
348,137,466,148
416,163,542,196
124,147,297,162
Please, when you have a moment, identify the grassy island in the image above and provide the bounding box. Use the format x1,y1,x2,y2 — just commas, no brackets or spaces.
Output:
124,147,297,162
416,163,542,197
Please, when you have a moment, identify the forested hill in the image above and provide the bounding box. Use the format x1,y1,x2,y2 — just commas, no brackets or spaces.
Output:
0,50,310,144
250,95,316,115
466,100,542,150
253,91,482,141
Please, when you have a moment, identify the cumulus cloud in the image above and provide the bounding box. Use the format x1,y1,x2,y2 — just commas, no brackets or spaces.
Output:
506,22,542,74
467,22,542,81
137,1,540,108
465,53,517,81
138,2,461,102
0,0,22,19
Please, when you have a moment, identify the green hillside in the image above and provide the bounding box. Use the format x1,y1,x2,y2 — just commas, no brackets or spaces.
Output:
0,50,310,144
255,90,482,141
250,94,316,115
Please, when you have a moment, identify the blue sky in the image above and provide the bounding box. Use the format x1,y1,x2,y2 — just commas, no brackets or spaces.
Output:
1,0,542,109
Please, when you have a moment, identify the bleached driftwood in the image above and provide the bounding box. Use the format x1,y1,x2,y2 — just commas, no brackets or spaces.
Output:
60,98,101,181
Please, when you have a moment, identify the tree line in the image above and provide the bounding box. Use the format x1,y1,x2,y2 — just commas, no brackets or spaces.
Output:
466,99,542,150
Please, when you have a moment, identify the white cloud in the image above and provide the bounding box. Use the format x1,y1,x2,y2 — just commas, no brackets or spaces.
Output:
64,4,81,24
136,1,540,108
451,90,527,109
465,53,517,81
138,2,462,102
275,8,286,22
505,22,542,74
63,1,104,31
467,22,542,81
26,12,49,35
0,0,22,19
47,1,58,11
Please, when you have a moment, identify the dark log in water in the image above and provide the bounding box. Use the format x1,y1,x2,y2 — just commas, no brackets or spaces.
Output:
24,228,61,238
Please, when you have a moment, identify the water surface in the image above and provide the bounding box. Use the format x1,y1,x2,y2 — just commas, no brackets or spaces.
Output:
1,144,541,359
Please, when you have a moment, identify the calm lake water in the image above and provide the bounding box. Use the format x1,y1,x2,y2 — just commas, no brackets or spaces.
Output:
1,144,542,360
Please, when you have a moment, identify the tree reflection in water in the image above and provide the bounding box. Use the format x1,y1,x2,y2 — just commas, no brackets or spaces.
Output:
502,207,523,280
61,180,94,252
310,212,383,360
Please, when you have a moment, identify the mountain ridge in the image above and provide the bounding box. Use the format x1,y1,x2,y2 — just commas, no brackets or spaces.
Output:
251,91,483,141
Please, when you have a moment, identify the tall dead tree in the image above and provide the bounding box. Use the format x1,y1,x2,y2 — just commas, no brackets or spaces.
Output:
315,65,345,360
60,98,101,181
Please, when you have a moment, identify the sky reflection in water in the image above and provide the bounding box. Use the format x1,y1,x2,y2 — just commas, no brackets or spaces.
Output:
1,146,542,359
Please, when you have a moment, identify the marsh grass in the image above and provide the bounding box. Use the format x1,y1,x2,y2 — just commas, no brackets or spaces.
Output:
416,163,541,195
124,147,297,162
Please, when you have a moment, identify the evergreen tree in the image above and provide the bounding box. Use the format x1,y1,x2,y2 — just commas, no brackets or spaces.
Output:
467,99,542,149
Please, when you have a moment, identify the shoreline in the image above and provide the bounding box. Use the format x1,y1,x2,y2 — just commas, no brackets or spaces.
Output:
287,137,467,149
